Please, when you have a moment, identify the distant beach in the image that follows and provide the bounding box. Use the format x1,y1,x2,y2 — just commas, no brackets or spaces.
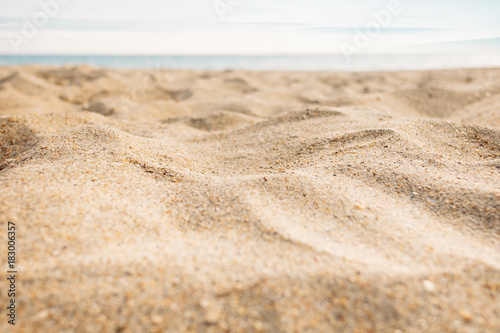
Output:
1,53,500,71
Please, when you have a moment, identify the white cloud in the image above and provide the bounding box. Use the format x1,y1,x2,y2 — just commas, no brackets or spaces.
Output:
0,0,499,54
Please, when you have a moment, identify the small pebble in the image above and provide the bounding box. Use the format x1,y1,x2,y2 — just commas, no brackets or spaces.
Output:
423,280,436,293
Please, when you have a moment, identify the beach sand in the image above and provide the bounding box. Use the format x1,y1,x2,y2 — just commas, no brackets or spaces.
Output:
0,66,499,332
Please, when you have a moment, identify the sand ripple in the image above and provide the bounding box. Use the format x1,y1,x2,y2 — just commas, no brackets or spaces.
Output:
1,66,499,332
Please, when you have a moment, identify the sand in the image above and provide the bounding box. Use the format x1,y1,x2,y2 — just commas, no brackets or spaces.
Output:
0,65,499,332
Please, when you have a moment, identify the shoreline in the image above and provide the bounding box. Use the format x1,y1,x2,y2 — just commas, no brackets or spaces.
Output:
2,53,500,72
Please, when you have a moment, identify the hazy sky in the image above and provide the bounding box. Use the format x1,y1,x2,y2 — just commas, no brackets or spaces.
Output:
0,0,499,54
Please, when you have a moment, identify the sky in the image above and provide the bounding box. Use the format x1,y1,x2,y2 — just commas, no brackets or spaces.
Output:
0,0,499,54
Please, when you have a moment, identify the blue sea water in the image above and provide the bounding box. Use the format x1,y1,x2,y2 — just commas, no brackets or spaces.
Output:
0,54,499,71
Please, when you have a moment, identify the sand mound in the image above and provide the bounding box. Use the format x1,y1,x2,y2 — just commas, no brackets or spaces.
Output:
451,92,500,128
36,65,105,86
183,111,260,132
393,88,478,117
0,117,38,171
1,66,499,332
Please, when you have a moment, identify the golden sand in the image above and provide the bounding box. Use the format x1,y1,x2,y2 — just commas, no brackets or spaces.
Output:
0,66,499,332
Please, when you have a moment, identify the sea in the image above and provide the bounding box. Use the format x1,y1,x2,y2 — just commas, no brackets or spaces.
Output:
0,53,499,71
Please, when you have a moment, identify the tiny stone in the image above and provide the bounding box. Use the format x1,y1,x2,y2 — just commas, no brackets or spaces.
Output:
459,309,473,322
32,310,50,321
423,280,436,292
